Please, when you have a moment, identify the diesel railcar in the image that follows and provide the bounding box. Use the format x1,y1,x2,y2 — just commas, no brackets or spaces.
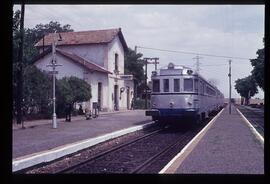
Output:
145,63,224,123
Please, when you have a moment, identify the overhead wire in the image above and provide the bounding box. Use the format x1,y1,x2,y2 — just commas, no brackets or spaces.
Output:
136,46,251,61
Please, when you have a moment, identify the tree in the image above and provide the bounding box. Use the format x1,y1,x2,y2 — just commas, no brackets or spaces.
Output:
13,9,74,121
13,10,74,66
22,65,52,118
56,77,92,117
24,21,74,64
234,75,258,105
250,39,264,91
124,48,144,98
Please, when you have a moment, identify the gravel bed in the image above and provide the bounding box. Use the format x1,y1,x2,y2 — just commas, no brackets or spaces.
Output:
140,127,201,173
68,127,185,173
65,119,211,174
20,124,160,174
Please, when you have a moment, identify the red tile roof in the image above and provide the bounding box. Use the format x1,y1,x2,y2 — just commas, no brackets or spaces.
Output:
35,28,128,51
56,49,112,74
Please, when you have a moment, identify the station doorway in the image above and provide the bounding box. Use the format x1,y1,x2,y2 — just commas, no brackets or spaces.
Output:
98,82,102,111
114,85,119,111
127,87,130,110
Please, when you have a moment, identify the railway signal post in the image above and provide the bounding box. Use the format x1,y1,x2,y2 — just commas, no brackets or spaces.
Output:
47,31,62,128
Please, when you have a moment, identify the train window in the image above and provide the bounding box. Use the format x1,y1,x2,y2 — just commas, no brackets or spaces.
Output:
184,78,193,91
174,79,180,92
200,81,204,94
152,79,160,92
163,79,169,92
206,86,215,96
194,79,198,93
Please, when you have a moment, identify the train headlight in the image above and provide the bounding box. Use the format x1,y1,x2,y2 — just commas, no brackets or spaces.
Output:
152,103,156,107
187,102,192,106
169,102,174,108
187,69,193,75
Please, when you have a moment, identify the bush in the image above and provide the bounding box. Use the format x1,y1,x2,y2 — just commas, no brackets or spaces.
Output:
133,98,150,109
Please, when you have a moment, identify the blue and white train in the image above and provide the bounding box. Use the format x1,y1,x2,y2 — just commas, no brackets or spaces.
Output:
146,63,224,123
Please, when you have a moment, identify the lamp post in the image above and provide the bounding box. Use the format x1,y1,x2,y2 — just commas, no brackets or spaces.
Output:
47,31,62,128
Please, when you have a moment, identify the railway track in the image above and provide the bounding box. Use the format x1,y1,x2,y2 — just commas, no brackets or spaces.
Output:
57,127,165,173
56,117,212,174
236,105,264,137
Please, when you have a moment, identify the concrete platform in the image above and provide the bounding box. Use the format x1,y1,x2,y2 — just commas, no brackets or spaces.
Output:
12,110,153,172
160,104,264,174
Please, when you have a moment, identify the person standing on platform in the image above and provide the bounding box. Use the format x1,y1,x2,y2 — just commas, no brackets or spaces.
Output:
65,103,72,122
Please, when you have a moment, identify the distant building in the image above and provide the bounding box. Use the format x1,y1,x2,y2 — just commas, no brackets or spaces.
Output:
32,28,134,111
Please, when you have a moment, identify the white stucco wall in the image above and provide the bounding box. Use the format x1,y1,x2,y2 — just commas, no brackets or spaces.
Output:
107,36,125,75
57,44,107,68
106,36,127,110
34,52,84,79
84,71,109,111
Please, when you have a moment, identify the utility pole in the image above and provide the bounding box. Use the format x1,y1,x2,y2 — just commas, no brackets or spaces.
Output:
228,60,232,114
150,57,159,70
143,58,151,109
135,45,137,54
143,57,160,109
193,55,203,73
16,2,25,127
47,31,62,128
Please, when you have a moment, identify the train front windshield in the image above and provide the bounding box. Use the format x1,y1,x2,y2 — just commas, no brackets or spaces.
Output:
152,77,199,93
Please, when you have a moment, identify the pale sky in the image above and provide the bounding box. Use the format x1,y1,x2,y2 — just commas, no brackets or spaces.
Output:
13,4,265,99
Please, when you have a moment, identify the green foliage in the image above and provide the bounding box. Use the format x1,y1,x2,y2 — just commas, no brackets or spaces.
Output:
22,65,52,118
124,48,144,85
16,65,92,119
250,47,264,91
13,10,74,65
12,9,74,120
235,75,258,105
56,77,92,117
124,48,144,97
133,98,150,109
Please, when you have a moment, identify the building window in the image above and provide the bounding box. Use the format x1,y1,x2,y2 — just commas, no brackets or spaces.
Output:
115,53,119,72
152,79,160,92
163,79,169,92
184,78,193,91
174,79,180,92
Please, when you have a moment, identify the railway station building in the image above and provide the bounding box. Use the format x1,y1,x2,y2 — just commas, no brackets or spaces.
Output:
32,28,134,112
